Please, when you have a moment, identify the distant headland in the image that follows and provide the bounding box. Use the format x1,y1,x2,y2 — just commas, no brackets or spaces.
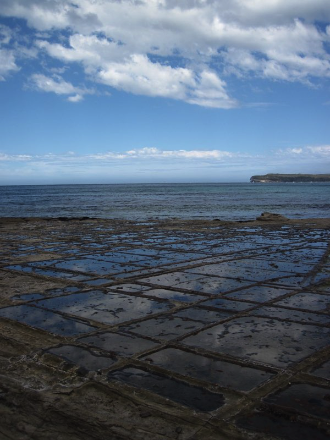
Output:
250,173,330,183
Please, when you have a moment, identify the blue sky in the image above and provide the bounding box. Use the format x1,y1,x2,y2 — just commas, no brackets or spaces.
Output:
0,0,329,184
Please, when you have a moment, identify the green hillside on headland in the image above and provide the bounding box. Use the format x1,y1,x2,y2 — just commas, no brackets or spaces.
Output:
250,173,330,183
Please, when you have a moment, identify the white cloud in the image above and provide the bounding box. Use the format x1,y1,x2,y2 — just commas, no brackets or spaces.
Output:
37,37,237,107
230,0,330,25
1,0,330,104
278,145,330,159
0,24,12,44
30,73,93,101
307,145,330,156
220,20,330,82
0,0,72,31
0,48,19,80
0,153,32,161
186,71,238,108
67,93,84,102
0,25,19,79
96,55,237,108
97,54,193,99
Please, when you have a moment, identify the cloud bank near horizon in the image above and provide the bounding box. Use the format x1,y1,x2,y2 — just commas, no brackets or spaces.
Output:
1,0,330,107
1,145,329,183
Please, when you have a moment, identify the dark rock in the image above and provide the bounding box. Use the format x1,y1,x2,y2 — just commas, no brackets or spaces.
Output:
256,212,289,222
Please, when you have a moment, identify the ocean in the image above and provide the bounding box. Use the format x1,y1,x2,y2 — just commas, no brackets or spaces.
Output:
0,183,329,221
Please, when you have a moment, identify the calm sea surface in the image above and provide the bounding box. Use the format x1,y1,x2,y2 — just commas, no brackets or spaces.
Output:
0,183,329,221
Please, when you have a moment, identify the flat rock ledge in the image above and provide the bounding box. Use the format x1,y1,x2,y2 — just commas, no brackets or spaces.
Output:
0,217,329,440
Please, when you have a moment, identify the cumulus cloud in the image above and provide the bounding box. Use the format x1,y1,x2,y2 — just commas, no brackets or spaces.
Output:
30,73,93,101
1,0,330,105
96,55,237,107
0,48,19,80
0,153,32,161
307,145,330,156
278,145,330,160
0,25,19,79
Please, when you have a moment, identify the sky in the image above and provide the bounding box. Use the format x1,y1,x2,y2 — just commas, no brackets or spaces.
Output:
0,0,330,184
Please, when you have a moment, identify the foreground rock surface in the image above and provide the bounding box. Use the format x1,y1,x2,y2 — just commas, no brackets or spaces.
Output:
0,217,329,439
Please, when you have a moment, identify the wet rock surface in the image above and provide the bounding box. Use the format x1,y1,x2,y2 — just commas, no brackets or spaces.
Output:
0,216,329,439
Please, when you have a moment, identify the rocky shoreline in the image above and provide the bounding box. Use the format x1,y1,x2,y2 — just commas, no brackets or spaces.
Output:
250,173,330,183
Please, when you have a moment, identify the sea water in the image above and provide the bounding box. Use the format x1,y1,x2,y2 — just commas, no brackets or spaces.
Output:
0,183,329,221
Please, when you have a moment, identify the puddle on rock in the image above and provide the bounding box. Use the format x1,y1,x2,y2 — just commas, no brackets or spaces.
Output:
5,265,33,273
252,306,330,325
275,292,330,313
186,263,293,282
177,276,253,295
138,272,202,287
84,278,113,286
141,288,206,303
119,248,164,258
108,367,225,412
236,411,329,440
32,291,172,325
264,383,330,420
122,316,205,341
227,285,293,302
84,252,154,265
110,268,160,280
312,271,330,284
47,345,116,371
232,258,313,274
182,316,330,367
173,307,231,323
270,274,307,287
141,272,253,295
51,286,80,293
11,293,44,301
310,359,330,380
272,247,325,265
6,264,91,281
111,284,151,293
0,305,96,336
49,258,139,275
198,298,254,313
34,268,90,281
78,331,159,356
142,348,274,392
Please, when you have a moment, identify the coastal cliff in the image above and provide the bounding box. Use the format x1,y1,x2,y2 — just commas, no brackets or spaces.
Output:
250,173,330,183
